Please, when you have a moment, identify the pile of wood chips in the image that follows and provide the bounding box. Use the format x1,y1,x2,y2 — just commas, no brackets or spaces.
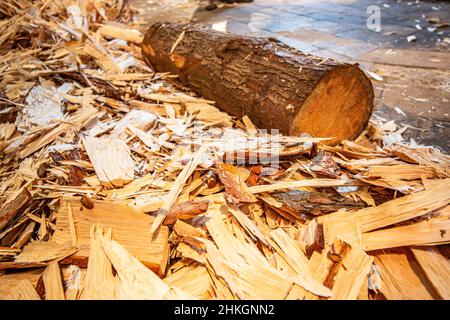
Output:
0,0,449,300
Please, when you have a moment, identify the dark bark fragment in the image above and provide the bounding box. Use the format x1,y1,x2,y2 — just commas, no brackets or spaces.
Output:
272,189,366,216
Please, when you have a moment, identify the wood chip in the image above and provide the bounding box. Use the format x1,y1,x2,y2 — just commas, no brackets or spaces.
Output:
53,198,169,275
43,261,66,300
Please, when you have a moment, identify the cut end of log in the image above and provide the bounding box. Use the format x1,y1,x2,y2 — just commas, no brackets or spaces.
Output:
289,65,374,144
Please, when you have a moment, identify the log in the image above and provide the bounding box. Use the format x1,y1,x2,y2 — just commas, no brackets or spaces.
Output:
142,23,374,144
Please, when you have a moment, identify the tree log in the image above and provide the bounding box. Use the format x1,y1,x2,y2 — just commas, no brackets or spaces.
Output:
142,23,374,144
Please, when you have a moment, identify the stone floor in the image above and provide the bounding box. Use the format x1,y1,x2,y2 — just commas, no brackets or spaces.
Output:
133,0,450,152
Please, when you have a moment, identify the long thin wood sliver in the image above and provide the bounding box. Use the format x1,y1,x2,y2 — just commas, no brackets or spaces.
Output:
150,144,208,234
6,280,41,300
15,241,76,264
80,225,117,299
320,181,450,247
97,226,176,299
170,30,185,54
330,244,373,300
68,203,77,247
374,250,436,300
2,0,450,302
226,204,268,245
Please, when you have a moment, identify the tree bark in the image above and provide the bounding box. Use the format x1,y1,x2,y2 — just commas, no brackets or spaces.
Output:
142,22,374,144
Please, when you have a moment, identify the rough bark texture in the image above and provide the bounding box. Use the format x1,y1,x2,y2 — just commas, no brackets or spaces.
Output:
142,22,374,144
